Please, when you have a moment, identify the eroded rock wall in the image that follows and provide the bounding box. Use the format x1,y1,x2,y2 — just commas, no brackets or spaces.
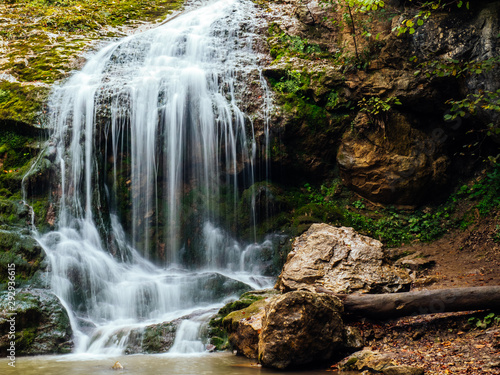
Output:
261,0,500,206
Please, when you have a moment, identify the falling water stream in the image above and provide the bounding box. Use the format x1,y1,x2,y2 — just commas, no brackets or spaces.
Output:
35,0,275,356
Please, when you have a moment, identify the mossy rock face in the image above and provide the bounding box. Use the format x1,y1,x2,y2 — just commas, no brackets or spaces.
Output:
0,83,50,125
207,289,279,350
140,322,178,354
0,229,47,287
0,289,73,355
222,298,269,332
0,0,185,140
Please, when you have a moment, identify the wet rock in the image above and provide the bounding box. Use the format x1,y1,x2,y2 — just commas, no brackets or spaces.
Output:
258,290,344,369
189,272,253,303
0,229,47,286
0,289,73,355
224,298,270,359
138,321,178,354
207,289,279,351
276,224,411,294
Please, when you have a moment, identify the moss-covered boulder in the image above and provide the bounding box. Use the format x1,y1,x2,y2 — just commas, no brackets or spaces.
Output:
0,229,47,288
223,298,272,358
124,321,178,354
0,289,73,355
207,289,278,351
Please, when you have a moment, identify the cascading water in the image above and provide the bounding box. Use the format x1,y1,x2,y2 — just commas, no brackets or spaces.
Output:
36,0,274,355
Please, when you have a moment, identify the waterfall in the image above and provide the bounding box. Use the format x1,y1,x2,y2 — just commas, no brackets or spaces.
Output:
36,0,273,355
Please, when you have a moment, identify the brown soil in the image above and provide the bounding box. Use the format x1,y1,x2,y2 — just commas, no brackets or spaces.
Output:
398,213,500,291
333,214,500,374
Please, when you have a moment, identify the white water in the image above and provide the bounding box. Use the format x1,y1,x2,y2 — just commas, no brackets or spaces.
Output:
36,0,273,355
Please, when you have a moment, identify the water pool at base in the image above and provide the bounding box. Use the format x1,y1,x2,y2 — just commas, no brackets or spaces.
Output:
1,352,354,375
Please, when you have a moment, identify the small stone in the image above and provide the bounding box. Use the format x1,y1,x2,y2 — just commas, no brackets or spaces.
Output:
395,253,435,270
112,361,123,370
344,326,364,350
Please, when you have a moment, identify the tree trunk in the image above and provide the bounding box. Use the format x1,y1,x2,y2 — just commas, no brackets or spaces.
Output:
316,286,500,319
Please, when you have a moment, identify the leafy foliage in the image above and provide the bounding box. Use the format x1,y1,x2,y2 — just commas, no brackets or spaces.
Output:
444,89,500,121
455,164,500,215
358,96,401,128
358,96,401,115
320,0,386,60
269,31,325,60
299,182,454,246
413,56,500,79
277,162,500,247
468,313,500,329
394,0,470,35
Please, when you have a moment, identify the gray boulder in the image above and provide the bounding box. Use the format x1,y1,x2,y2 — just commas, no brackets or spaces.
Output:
277,224,412,294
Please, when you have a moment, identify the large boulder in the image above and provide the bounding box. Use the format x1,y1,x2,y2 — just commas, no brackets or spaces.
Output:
0,289,73,355
125,321,178,354
224,298,269,358
337,112,449,206
276,224,411,294
258,290,345,369
207,289,279,351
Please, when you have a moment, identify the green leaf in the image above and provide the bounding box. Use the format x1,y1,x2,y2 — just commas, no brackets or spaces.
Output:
417,19,424,26
409,28,415,34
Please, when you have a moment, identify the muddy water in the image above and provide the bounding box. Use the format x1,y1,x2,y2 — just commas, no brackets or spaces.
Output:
1,352,359,375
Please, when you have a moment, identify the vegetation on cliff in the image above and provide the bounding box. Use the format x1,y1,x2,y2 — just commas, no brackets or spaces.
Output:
256,0,500,260
0,0,184,123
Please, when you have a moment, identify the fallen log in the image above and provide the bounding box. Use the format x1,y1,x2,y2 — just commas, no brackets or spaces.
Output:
316,286,500,319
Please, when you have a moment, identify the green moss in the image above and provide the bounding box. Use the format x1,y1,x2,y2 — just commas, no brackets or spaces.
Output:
0,229,45,286
0,82,49,125
207,289,278,351
17,327,37,351
267,22,329,62
1,0,185,125
142,322,176,353
222,298,268,331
